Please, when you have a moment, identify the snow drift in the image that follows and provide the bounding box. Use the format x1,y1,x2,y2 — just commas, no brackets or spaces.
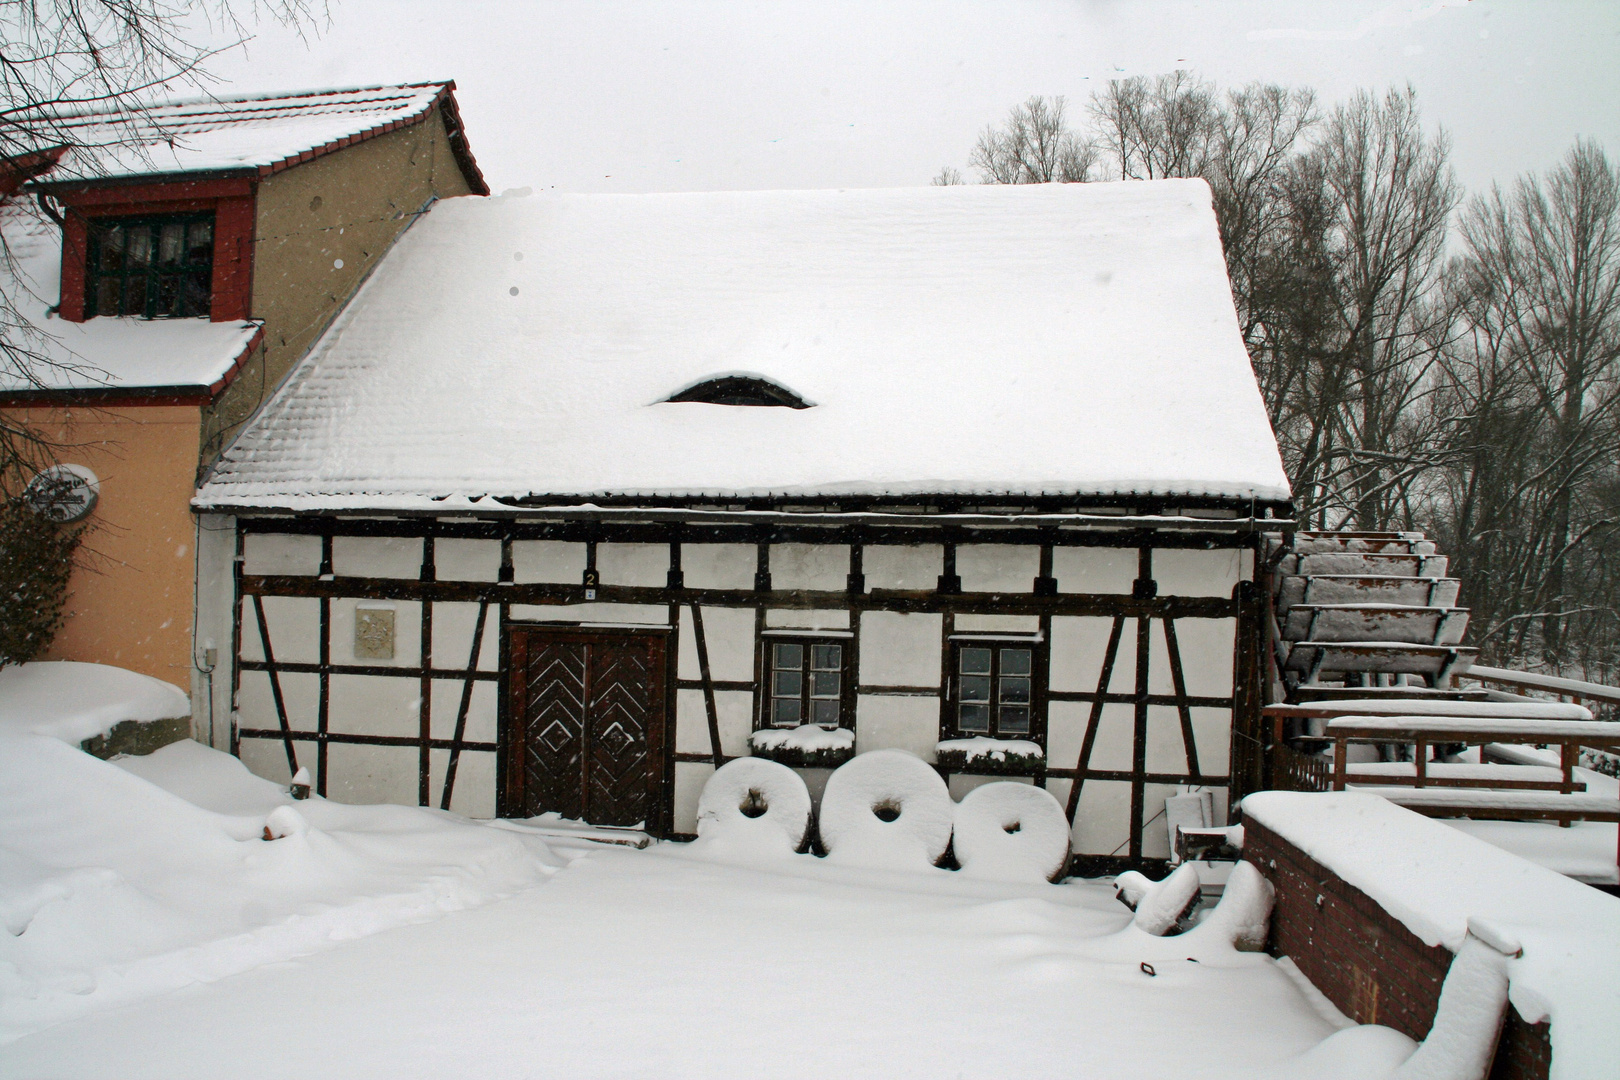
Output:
0,735,559,1040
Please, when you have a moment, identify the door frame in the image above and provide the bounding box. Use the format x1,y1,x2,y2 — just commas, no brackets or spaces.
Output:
498,622,675,834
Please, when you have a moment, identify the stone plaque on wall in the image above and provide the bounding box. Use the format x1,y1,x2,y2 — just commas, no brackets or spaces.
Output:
354,605,396,660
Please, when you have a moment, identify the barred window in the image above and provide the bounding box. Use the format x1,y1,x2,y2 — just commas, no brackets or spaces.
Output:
86,213,214,318
949,641,1038,740
766,637,849,728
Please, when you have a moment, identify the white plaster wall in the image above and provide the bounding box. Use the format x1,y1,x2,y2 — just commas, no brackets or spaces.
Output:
1045,700,1091,776
854,695,939,760
953,614,1039,634
1067,778,1132,855
435,538,500,582
332,535,422,579
508,603,670,626
242,532,320,575
1156,617,1235,697
858,612,941,686
957,545,1038,592
1053,546,1135,594
1076,703,1139,773
682,544,754,590
598,543,668,587
237,668,318,732
677,605,755,681
238,594,320,664
1152,548,1242,597
948,773,1033,800
863,544,941,589
1049,616,1137,694
771,543,849,590
429,602,501,672
675,689,752,757
323,743,421,806
328,673,421,737
764,608,849,630
673,760,715,834
428,679,498,744
512,540,584,583
428,747,496,818
239,738,300,785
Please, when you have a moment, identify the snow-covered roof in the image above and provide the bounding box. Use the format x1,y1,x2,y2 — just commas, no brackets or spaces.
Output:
0,202,261,395
19,83,484,191
1243,791,1619,1080
195,180,1291,512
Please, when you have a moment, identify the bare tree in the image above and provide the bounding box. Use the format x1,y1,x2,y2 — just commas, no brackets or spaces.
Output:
968,96,1096,184
1432,141,1620,671
1088,71,1218,181
931,165,964,186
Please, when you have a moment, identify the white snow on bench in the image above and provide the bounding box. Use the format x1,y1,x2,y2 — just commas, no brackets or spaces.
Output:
1289,698,1592,721
1356,788,1619,815
0,661,189,744
1326,716,1620,740
1242,791,1620,1080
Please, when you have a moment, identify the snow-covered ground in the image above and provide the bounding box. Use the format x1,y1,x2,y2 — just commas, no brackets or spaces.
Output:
0,732,1421,1079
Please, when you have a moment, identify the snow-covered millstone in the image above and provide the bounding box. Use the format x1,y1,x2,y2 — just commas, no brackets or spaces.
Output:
693,757,812,856
1117,863,1203,935
817,749,954,869
950,782,1071,883
747,724,855,768
933,737,1044,775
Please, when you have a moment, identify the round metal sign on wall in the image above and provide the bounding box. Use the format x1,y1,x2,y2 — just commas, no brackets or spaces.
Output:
23,464,100,523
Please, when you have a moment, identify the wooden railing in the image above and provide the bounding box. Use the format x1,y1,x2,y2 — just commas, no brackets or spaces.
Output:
1463,664,1620,708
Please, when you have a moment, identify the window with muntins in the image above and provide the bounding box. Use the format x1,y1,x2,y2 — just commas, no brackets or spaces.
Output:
86,213,214,318
766,638,848,727
950,641,1037,740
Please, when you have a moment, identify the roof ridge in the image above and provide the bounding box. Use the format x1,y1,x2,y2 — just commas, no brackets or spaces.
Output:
24,81,452,124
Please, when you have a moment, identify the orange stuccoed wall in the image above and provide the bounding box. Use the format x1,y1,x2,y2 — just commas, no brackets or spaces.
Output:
9,404,203,689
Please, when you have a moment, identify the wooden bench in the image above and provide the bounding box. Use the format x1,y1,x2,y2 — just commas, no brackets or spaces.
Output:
1323,715,1620,794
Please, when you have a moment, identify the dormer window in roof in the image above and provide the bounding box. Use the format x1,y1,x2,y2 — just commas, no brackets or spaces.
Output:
664,375,811,409
86,212,214,318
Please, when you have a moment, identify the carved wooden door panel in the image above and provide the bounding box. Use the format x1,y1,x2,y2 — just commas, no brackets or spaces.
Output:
505,628,667,830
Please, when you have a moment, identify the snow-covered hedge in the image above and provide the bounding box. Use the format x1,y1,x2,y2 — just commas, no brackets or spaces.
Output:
748,724,855,769
934,737,1044,775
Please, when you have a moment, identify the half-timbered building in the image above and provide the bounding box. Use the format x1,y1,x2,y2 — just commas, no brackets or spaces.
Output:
191,178,1293,869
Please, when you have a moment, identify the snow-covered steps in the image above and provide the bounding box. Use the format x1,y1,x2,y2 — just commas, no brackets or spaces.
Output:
1278,605,1469,647
1282,641,1478,681
1290,530,1437,556
1277,552,1449,577
1275,574,1460,610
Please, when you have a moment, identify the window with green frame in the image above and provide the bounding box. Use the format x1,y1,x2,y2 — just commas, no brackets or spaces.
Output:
765,637,849,728
949,640,1037,741
86,213,214,318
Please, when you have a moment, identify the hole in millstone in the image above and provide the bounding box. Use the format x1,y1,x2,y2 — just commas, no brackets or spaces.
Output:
872,798,902,823
739,788,769,818
1003,820,1022,834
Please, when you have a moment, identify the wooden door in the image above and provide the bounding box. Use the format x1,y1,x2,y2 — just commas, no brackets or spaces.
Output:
503,627,668,828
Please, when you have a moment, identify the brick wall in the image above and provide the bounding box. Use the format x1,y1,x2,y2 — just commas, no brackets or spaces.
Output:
1245,818,1552,1080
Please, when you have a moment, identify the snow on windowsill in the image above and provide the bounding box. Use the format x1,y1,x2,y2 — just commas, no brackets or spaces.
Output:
935,737,1045,774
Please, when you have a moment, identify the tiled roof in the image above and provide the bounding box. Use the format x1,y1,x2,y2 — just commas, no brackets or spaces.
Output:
18,82,485,192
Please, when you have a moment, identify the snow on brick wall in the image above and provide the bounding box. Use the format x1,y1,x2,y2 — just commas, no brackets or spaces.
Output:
1244,817,1552,1080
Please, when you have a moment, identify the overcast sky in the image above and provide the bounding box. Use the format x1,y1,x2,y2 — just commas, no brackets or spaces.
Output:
210,0,1618,198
